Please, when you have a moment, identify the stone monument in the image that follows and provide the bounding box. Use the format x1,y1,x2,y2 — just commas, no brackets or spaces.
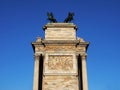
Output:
32,23,89,90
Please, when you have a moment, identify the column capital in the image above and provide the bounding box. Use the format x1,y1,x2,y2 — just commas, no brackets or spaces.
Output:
34,52,44,57
34,55,39,61
80,53,87,60
76,53,87,57
34,54,40,57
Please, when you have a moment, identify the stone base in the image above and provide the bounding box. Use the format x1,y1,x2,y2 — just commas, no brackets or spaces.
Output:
43,76,79,90
44,23,77,40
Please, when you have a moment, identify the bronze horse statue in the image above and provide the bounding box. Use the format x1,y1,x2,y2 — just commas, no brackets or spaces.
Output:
64,12,74,23
47,12,57,23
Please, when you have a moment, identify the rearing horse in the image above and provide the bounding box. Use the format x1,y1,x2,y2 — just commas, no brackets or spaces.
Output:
64,12,74,23
47,12,57,23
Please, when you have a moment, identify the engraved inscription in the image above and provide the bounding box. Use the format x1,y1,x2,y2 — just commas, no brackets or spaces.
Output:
48,55,73,71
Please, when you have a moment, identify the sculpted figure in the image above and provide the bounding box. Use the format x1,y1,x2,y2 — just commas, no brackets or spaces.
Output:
64,12,74,23
47,12,57,23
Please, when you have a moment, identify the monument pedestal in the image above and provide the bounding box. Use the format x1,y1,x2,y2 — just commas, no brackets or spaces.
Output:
32,23,89,90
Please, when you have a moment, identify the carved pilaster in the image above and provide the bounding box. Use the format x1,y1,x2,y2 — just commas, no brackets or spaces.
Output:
33,55,40,90
81,54,88,90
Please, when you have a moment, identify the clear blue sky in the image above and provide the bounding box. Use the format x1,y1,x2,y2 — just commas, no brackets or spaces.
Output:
0,0,120,90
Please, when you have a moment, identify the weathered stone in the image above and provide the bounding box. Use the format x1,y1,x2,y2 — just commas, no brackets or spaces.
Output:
32,23,89,90
44,53,77,75
44,23,77,40
48,55,73,70
43,76,78,90
45,45,76,51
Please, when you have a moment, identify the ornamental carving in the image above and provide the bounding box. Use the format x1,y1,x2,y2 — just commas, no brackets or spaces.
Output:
76,46,85,52
35,45,85,52
45,45,76,51
35,46,45,52
48,55,73,71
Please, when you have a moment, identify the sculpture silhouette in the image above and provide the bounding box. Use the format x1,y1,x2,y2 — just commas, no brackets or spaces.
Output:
64,12,74,23
47,12,57,23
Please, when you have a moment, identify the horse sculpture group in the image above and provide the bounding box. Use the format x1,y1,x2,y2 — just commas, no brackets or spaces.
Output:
47,12,74,23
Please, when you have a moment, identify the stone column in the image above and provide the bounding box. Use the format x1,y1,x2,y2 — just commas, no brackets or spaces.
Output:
81,54,88,90
33,55,40,90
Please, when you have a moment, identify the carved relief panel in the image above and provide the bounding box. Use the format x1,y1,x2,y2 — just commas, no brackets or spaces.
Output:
48,55,73,71
44,53,77,75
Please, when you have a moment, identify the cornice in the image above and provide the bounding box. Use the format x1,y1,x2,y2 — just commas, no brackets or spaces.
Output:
32,40,89,52
43,23,77,30
42,40,79,44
